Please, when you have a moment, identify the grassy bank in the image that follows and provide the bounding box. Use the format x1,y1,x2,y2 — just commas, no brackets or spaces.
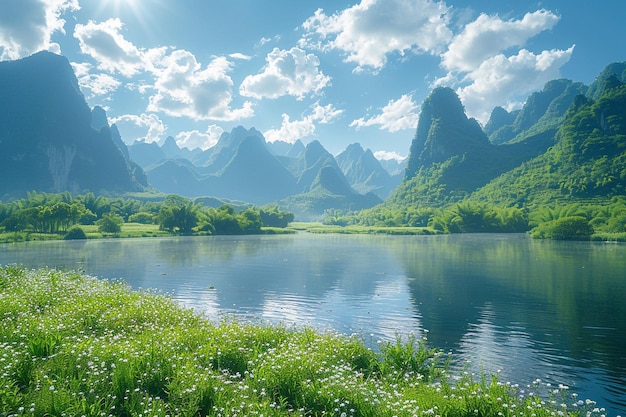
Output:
0,267,604,416
0,223,296,244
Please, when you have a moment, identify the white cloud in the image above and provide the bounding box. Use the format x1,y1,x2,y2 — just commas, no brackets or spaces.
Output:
229,52,252,61
457,46,575,123
373,150,407,162
264,102,343,143
73,18,146,76
442,10,560,73
176,125,224,150
0,0,78,60
148,51,254,121
350,94,420,132
300,0,452,71
72,61,121,97
239,47,330,100
110,113,167,144
433,9,574,124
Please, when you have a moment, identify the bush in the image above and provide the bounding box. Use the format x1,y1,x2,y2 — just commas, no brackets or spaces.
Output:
64,226,87,240
128,212,155,224
531,216,594,240
96,213,124,235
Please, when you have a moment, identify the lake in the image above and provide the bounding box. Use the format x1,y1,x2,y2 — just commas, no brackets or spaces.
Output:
1,233,625,415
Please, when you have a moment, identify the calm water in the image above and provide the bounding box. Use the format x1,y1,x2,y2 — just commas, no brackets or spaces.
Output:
1,233,625,414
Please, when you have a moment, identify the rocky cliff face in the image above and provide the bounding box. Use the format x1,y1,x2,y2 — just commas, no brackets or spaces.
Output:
0,51,145,198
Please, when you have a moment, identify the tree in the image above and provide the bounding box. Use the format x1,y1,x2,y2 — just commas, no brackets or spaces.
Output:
157,198,199,234
260,205,294,228
97,213,123,235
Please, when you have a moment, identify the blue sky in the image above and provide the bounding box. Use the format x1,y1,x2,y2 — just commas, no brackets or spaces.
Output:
1,1,624,160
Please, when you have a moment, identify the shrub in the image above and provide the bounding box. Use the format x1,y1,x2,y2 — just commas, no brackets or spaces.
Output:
64,226,87,240
531,216,594,240
128,212,155,224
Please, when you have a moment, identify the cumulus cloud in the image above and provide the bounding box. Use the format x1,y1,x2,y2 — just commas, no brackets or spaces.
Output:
373,150,407,161
457,46,575,123
74,18,147,76
300,0,452,71
110,113,167,144
434,9,574,124
264,102,343,143
442,10,560,72
240,47,330,99
350,94,420,132
148,51,254,121
176,125,224,150
0,0,78,60
72,62,121,97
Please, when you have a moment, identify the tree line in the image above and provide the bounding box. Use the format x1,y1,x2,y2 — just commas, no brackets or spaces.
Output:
324,197,626,240
0,191,294,238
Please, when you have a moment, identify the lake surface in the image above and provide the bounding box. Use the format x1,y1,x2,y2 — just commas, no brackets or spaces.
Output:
1,233,625,415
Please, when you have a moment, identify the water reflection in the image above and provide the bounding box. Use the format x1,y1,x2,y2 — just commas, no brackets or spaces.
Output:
1,234,625,415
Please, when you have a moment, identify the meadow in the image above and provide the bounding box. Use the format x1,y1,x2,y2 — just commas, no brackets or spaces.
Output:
0,266,607,416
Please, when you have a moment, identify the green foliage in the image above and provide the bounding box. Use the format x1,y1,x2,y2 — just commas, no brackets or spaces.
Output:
531,216,594,240
96,213,123,235
64,226,87,240
157,196,199,234
0,192,292,240
128,211,155,224
429,202,528,233
260,204,295,228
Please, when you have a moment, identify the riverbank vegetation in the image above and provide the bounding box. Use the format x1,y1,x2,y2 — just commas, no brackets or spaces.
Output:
323,197,626,241
0,266,606,416
0,192,295,243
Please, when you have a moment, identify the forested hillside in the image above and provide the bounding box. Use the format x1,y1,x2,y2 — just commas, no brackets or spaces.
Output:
329,62,626,240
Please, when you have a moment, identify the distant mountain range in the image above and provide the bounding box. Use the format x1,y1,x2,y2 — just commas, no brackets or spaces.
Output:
135,127,395,219
0,51,401,219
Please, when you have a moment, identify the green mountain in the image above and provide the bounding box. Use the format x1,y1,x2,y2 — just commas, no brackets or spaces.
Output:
471,80,626,207
383,62,626,223
0,52,146,198
394,87,552,206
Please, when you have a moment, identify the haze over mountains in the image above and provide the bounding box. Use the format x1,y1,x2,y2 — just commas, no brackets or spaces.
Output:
0,51,401,219
1,51,625,221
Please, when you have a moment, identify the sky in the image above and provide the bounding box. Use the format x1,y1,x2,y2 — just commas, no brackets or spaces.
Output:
1,1,625,160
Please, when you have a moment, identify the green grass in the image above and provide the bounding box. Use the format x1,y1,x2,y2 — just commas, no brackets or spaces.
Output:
0,266,606,416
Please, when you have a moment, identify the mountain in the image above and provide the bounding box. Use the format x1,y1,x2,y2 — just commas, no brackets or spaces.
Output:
486,79,587,145
278,141,382,220
471,78,626,207
266,140,293,156
396,87,552,206
384,61,626,213
379,157,406,176
192,126,265,173
128,141,167,168
146,127,298,204
0,51,145,198
207,134,298,203
161,136,202,161
336,143,402,199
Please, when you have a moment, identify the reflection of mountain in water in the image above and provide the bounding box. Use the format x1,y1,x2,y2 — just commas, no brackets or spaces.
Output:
395,234,626,396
